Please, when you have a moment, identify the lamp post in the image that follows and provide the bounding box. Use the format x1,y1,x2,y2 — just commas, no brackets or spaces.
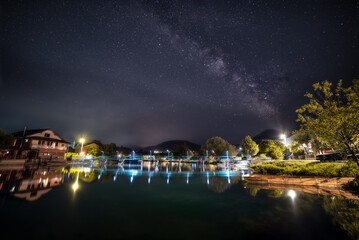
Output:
280,134,287,146
167,149,170,160
79,138,85,154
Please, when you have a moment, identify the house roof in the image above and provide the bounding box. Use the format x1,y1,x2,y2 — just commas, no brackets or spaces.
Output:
12,128,49,137
12,128,71,144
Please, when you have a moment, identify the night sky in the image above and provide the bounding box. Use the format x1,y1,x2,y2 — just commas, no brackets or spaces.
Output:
1,0,358,146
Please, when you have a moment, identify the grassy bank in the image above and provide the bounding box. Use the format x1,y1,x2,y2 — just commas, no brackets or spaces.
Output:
251,160,359,177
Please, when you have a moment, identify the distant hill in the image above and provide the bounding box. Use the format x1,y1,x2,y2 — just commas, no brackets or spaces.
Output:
123,144,142,150
142,140,201,152
252,129,281,144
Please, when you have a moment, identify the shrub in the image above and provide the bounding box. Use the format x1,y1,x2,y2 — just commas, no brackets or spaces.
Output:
251,160,359,177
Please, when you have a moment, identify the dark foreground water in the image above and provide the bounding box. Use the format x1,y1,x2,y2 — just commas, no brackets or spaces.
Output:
0,163,358,240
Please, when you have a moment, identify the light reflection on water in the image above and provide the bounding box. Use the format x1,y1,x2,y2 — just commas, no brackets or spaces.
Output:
0,162,358,240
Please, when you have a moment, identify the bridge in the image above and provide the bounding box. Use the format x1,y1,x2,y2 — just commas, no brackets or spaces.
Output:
73,154,251,169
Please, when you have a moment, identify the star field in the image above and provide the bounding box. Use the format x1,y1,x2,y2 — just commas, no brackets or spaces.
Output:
1,0,358,146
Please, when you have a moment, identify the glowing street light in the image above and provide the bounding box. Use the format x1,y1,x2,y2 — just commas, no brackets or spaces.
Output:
280,134,287,146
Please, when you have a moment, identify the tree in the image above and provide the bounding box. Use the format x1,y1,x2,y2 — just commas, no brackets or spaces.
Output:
117,145,132,155
67,146,76,153
200,136,237,156
290,132,327,155
239,135,259,156
296,79,359,165
88,147,101,157
288,133,309,157
288,140,305,158
259,140,286,160
102,143,117,156
0,128,14,150
0,129,14,158
173,143,193,156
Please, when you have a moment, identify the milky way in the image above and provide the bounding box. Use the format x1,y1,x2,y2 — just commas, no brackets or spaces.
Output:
1,0,358,146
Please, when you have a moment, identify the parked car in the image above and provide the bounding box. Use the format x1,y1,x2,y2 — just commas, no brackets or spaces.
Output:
316,152,345,162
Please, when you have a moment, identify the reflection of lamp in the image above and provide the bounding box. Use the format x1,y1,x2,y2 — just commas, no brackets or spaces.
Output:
72,172,79,192
288,190,296,199
79,138,85,153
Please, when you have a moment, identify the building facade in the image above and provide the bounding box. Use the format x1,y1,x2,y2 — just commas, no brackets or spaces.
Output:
8,128,70,159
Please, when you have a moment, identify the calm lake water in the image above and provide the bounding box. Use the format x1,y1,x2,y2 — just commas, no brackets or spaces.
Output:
0,162,358,240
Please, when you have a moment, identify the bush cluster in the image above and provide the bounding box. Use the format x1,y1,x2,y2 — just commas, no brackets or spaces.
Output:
251,160,359,177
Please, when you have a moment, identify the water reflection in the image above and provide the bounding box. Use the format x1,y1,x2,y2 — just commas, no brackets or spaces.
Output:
242,187,359,239
1,162,359,239
62,162,249,194
0,165,63,201
323,196,359,239
244,180,359,201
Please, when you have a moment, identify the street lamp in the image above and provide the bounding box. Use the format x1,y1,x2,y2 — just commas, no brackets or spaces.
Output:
79,138,85,154
280,134,286,146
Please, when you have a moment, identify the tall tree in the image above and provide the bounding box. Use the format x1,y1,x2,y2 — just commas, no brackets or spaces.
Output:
0,129,14,158
88,147,101,157
296,79,359,165
259,140,286,160
173,143,193,156
290,132,327,155
200,136,237,156
102,143,117,156
0,129,14,149
239,135,259,156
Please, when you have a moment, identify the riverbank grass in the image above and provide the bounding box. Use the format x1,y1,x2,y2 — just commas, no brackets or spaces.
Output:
251,160,359,177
